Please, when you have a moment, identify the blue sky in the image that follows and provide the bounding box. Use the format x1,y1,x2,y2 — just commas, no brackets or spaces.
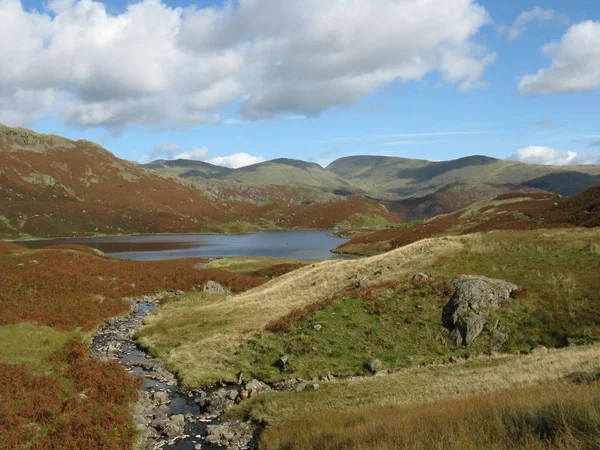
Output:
3,0,600,167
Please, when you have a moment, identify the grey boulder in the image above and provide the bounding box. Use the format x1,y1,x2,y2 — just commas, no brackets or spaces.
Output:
442,275,518,346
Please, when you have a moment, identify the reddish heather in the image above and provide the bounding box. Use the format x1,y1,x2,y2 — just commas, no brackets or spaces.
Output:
0,338,142,450
337,185,600,255
0,247,265,330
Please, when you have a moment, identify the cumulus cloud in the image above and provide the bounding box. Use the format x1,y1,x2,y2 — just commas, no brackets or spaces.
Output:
509,146,600,165
175,147,210,161
207,153,265,169
519,21,600,94
140,141,262,168
0,0,495,129
507,6,569,40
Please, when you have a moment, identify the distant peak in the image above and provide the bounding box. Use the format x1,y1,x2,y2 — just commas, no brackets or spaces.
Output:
269,158,324,170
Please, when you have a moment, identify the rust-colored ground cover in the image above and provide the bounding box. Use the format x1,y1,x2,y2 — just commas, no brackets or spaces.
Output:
0,339,141,450
0,246,266,330
337,185,600,255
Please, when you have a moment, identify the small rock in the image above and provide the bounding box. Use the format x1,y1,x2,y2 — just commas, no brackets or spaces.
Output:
531,344,548,354
153,391,170,405
313,324,323,331
311,383,320,391
295,382,308,392
412,273,429,281
274,355,288,369
238,390,249,400
203,281,231,295
368,359,384,373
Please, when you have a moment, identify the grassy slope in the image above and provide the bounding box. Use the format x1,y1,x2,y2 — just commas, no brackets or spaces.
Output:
135,226,600,450
137,227,600,387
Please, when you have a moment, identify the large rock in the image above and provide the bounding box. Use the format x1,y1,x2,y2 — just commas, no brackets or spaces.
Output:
202,281,231,295
163,414,185,439
442,275,518,346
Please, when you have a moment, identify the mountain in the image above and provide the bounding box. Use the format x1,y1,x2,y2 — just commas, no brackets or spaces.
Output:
327,155,600,199
145,155,600,219
0,124,399,238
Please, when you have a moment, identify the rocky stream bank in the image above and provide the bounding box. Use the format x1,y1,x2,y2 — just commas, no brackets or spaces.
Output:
90,291,322,450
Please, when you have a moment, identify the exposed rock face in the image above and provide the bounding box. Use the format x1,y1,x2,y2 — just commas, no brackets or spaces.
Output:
203,280,231,295
442,275,519,346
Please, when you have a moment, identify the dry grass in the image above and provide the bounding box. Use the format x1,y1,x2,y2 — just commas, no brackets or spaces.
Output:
261,381,600,450
231,344,600,425
138,228,600,387
136,236,464,386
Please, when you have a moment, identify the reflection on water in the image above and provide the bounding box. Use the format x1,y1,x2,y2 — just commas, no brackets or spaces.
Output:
21,230,348,261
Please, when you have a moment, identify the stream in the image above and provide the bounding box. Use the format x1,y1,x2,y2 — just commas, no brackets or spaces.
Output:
91,294,253,450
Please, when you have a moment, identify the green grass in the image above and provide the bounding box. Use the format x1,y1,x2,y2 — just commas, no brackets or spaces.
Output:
228,278,469,381
202,221,261,234
223,229,600,382
136,228,600,388
204,257,315,274
387,219,427,229
0,324,78,373
335,213,398,229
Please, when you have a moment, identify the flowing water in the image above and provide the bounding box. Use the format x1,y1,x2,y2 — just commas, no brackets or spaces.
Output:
80,230,350,449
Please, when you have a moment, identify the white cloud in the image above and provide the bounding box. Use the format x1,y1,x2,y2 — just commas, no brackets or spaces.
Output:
0,0,494,129
208,153,265,169
507,6,569,40
519,21,600,94
140,141,263,168
174,147,210,161
508,146,600,165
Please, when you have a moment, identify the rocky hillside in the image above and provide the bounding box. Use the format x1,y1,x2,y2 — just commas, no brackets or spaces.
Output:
334,186,600,256
0,124,398,238
145,155,600,220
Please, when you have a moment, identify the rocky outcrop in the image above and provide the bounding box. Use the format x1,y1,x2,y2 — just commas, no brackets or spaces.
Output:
203,280,231,295
442,275,519,346
205,422,254,449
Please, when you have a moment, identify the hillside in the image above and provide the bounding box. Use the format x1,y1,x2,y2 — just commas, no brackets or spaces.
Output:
334,185,600,256
144,155,600,219
0,124,399,239
384,182,548,221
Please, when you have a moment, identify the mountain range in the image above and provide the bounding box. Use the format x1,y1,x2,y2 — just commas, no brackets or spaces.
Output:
2,123,600,238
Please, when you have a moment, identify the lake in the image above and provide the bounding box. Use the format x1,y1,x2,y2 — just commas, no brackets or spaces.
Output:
21,230,348,261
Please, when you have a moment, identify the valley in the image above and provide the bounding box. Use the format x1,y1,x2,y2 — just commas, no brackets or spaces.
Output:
1,124,600,450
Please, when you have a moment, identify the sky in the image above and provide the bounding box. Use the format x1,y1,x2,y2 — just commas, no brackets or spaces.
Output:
1,0,600,168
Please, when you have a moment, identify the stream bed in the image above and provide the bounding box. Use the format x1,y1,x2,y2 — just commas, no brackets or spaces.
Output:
90,293,253,450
